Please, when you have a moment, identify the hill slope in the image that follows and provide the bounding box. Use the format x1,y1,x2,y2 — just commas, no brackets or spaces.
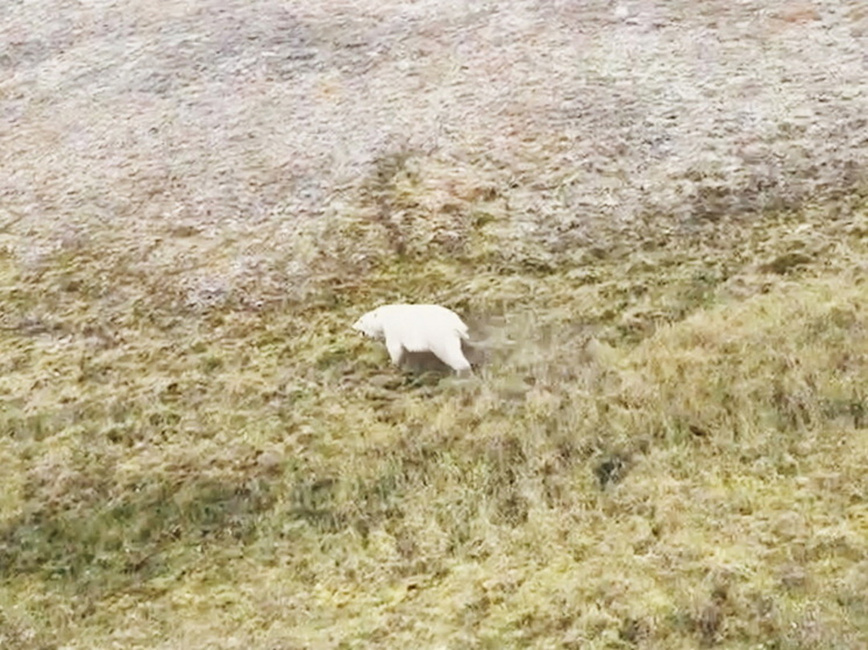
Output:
1,1,867,648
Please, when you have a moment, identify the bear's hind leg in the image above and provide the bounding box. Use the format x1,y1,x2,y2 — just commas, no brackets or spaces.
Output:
434,334,472,375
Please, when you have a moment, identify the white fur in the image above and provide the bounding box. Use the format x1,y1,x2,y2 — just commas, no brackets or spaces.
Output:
352,304,472,373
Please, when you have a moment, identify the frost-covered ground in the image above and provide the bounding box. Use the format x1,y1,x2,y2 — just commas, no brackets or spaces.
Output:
3,0,866,239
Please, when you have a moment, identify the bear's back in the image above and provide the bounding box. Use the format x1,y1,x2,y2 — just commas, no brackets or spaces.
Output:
377,304,469,348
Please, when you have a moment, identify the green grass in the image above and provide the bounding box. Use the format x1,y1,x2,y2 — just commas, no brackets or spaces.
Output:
1,183,867,648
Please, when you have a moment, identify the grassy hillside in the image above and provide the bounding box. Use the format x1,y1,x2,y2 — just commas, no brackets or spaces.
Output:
1,186,867,648
2,0,868,648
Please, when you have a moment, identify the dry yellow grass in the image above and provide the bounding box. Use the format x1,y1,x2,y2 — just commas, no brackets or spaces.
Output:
2,1,868,648
1,199,866,648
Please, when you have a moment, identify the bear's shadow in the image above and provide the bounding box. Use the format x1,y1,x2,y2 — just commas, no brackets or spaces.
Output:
401,341,485,374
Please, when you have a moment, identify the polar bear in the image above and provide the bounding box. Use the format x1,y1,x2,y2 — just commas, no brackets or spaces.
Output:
352,304,472,374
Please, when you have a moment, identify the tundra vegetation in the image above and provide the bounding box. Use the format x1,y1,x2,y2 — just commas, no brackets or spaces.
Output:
1,1,867,648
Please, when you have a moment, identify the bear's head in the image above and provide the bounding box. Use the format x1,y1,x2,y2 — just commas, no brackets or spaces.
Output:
352,308,385,339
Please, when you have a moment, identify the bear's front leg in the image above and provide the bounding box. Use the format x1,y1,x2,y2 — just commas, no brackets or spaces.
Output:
385,336,406,366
